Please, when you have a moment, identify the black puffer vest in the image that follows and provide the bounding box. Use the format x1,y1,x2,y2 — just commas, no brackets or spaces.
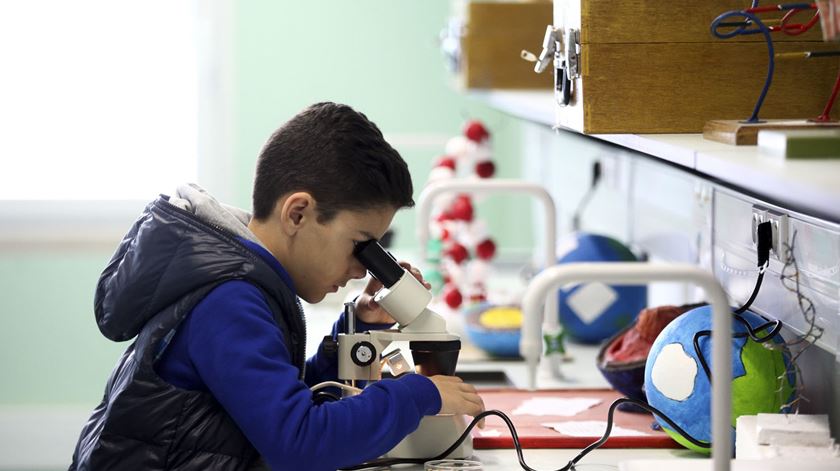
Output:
70,196,306,471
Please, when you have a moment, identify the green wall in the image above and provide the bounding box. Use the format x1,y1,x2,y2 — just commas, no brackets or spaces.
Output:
0,250,126,404
0,1,530,408
231,0,531,253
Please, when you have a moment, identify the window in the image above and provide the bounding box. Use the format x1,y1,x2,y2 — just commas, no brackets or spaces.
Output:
0,0,199,200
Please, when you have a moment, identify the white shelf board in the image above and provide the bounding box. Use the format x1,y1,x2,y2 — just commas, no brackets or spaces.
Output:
592,133,700,168
695,146,840,222
469,89,556,126
471,90,840,222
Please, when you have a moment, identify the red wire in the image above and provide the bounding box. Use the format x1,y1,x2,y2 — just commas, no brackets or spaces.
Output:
747,2,817,14
740,3,820,34
722,2,833,121
814,69,840,122
771,8,821,35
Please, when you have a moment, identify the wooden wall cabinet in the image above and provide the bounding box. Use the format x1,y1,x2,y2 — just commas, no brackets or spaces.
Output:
457,1,554,89
553,0,840,133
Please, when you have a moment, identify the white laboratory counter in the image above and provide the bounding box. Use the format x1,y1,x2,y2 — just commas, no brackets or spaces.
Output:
387,344,689,470
306,291,693,471
470,90,840,223
456,339,609,390
389,447,697,471
309,289,840,471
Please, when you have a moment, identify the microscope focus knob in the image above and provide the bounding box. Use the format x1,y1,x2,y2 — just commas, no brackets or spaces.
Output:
350,341,376,367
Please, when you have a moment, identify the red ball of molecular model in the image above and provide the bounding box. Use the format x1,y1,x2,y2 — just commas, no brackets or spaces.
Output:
426,120,498,310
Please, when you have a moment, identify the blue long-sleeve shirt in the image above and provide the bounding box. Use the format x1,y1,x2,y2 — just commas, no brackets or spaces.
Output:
156,239,441,470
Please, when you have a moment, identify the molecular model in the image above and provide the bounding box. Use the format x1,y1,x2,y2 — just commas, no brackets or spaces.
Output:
425,120,498,311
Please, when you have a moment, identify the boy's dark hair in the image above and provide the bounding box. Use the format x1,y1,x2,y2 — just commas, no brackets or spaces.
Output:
252,102,414,222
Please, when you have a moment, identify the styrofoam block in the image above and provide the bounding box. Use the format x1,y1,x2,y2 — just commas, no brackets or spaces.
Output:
738,415,839,460
620,458,840,471
756,414,833,447
766,444,840,459
737,415,761,459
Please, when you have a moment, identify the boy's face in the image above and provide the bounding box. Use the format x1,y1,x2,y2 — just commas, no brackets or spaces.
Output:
287,204,396,304
249,192,398,304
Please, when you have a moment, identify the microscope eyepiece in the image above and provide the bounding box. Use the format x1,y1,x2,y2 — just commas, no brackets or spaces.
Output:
353,239,403,288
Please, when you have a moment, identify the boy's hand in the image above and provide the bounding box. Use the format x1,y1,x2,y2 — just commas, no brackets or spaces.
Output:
354,262,431,324
429,375,486,428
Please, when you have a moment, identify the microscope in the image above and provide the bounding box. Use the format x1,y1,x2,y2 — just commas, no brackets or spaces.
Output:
336,239,472,459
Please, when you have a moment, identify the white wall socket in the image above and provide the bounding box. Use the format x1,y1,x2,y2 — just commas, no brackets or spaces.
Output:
598,155,621,191
751,205,790,264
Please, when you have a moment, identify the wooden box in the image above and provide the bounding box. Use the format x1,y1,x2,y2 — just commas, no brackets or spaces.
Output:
554,1,840,133
457,1,554,89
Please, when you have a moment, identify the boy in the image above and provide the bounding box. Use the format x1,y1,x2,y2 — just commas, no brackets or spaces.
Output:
70,102,485,470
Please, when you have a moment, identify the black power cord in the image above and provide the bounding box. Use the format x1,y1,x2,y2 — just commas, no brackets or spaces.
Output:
734,220,772,315
340,223,777,470
691,220,783,380
312,391,341,405
571,160,602,232
339,398,709,471
693,316,784,382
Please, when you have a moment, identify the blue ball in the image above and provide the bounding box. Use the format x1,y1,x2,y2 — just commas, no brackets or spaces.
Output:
556,233,647,343
643,306,796,453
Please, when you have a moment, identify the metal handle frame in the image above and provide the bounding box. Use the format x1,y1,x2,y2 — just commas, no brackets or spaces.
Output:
416,179,565,373
520,262,732,471
416,179,557,269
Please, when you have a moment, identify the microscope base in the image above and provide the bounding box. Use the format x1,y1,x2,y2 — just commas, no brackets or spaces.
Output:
386,414,473,459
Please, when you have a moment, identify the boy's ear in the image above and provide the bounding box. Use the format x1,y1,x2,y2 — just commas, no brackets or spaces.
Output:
278,192,316,234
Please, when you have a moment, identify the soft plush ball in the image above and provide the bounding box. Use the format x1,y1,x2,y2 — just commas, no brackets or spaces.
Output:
463,303,523,357
556,233,647,343
597,305,690,411
643,306,796,453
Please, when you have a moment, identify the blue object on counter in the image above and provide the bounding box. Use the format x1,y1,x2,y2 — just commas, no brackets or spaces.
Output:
556,232,647,344
597,322,648,412
643,306,796,453
463,302,523,358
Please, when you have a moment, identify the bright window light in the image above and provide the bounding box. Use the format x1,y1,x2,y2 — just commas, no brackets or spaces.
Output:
0,1,198,200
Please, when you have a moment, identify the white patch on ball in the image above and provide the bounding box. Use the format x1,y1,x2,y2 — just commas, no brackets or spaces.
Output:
651,343,698,401
566,282,617,324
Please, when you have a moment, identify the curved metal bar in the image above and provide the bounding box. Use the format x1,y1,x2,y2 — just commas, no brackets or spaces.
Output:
520,262,732,471
416,178,564,376
416,179,557,270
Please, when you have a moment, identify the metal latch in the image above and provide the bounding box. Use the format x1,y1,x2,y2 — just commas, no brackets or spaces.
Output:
564,29,580,80
521,25,561,74
522,26,581,107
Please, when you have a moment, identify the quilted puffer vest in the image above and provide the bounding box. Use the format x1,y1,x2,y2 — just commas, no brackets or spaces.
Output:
69,196,306,470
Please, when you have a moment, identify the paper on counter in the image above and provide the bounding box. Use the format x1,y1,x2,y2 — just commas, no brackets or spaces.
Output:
543,420,650,437
511,397,602,417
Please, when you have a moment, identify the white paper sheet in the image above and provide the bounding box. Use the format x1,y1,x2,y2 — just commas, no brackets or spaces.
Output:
511,397,602,417
542,420,650,437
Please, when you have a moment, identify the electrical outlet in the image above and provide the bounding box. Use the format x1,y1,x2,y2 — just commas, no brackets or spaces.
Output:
751,205,789,264
598,155,621,191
